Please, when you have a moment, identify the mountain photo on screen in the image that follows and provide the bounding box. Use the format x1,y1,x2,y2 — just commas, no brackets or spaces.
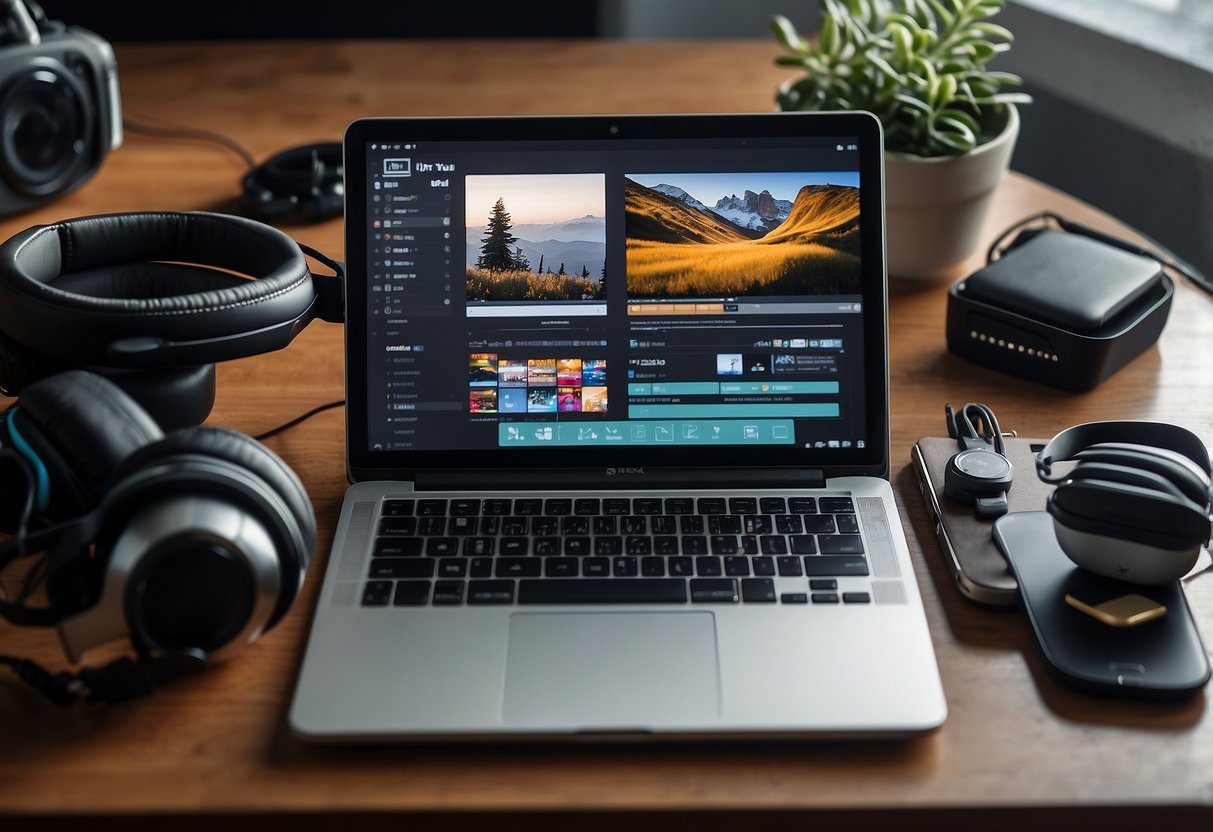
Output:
624,172,861,299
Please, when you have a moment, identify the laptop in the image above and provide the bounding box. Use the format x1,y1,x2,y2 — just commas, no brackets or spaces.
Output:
289,112,947,741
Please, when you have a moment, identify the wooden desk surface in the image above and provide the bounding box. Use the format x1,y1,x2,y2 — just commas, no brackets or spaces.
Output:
1,39,1212,830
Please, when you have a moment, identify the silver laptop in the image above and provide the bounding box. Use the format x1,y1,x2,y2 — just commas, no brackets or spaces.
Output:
289,112,947,741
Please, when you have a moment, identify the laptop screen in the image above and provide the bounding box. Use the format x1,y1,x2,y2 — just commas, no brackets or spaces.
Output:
343,113,888,481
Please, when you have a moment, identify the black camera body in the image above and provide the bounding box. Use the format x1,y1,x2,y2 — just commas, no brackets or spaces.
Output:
0,0,121,216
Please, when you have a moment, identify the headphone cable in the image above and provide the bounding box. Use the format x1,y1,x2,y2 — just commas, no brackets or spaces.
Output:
122,115,257,170
253,398,345,442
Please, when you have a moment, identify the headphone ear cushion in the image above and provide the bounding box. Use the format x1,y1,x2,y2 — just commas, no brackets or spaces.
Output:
108,426,315,628
10,370,163,519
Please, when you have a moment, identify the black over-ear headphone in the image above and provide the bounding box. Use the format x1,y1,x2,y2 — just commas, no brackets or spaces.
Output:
1037,421,1213,584
239,142,344,224
0,370,315,703
0,210,343,429
944,402,1014,519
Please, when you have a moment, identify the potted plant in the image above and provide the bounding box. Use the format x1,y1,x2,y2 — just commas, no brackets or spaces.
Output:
772,0,1031,279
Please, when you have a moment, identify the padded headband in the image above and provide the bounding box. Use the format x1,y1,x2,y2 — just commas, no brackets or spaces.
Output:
0,211,343,369
1036,421,1212,485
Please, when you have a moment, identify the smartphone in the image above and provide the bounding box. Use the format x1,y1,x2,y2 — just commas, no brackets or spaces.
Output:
910,435,1053,607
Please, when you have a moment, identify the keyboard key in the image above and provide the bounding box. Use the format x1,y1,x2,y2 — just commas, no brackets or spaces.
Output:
500,537,529,556
843,592,872,604
419,517,446,535
564,537,591,556
654,536,679,555
593,516,618,535
802,556,870,577
381,498,415,517
545,558,579,577
470,557,494,578
802,515,836,534
603,498,631,515
463,536,495,557
534,538,560,556
369,558,435,578
668,556,693,577
425,537,458,557
378,517,417,536
468,580,515,605
819,535,865,555
679,515,705,535
613,556,638,577
482,498,512,515
709,515,742,535
759,497,787,514
496,558,542,578
665,498,694,515
574,498,601,515
759,535,788,555
621,516,647,534
641,556,666,576
697,497,726,514
724,556,751,576
695,556,723,576
448,516,476,535
634,498,662,515
374,537,423,557
518,579,688,604
729,497,757,514
531,517,558,536
625,536,652,555
681,536,708,555
545,498,572,515
514,499,542,515
788,497,817,514
651,516,678,535
752,556,776,576
812,592,840,604
809,579,838,590
781,592,809,604
776,556,803,577
437,558,467,578
392,580,431,606
690,578,739,603
743,515,771,535
741,578,776,603
836,514,860,534
450,498,480,516
789,535,817,555
709,535,739,555
583,557,610,577
432,580,465,605
502,517,528,536
416,499,447,517
775,515,803,534
820,497,855,513
594,536,623,556
361,580,392,606
561,516,589,535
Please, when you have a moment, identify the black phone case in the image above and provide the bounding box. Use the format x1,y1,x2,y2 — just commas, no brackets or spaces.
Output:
994,511,1209,698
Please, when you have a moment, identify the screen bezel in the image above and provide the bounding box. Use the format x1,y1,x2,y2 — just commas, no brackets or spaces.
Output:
343,112,889,482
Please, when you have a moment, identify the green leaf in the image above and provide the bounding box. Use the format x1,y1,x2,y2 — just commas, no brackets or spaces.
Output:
820,13,840,57
771,15,807,53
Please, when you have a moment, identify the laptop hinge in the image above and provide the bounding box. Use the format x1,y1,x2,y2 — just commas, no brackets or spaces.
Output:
415,468,828,491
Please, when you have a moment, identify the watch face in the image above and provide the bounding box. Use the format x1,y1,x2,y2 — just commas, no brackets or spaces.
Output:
955,447,1013,480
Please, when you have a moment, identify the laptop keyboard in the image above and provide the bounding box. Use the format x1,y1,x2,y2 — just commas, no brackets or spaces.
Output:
359,495,872,607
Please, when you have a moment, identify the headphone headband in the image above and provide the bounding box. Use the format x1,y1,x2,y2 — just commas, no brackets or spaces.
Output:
0,211,343,371
1036,420,1212,484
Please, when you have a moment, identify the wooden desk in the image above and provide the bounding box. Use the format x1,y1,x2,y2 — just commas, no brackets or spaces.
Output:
1,39,1211,831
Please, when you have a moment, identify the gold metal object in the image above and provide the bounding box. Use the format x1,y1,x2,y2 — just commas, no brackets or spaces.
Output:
1064,593,1168,628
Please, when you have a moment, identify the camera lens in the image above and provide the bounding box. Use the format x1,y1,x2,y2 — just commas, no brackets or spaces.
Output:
1,66,92,198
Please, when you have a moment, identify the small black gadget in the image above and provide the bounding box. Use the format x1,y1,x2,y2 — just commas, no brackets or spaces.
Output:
0,210,343,428
239,141,343,224
0,370,316,704
994,511,1209,698
1036,420,1213,585
943,402,1014,519
946,212,1178,391
0,0,121,216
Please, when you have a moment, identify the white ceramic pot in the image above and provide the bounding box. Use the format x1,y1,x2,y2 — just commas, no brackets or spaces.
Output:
884,104,1020,280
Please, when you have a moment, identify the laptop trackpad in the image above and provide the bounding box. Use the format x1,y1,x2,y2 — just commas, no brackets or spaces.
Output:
502,612,722,729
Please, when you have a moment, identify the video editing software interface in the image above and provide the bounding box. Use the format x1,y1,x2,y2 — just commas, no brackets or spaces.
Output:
360,133,871,457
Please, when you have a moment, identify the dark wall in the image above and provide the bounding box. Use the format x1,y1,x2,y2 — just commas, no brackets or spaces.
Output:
1012,85,1213,282
35,2,600,40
